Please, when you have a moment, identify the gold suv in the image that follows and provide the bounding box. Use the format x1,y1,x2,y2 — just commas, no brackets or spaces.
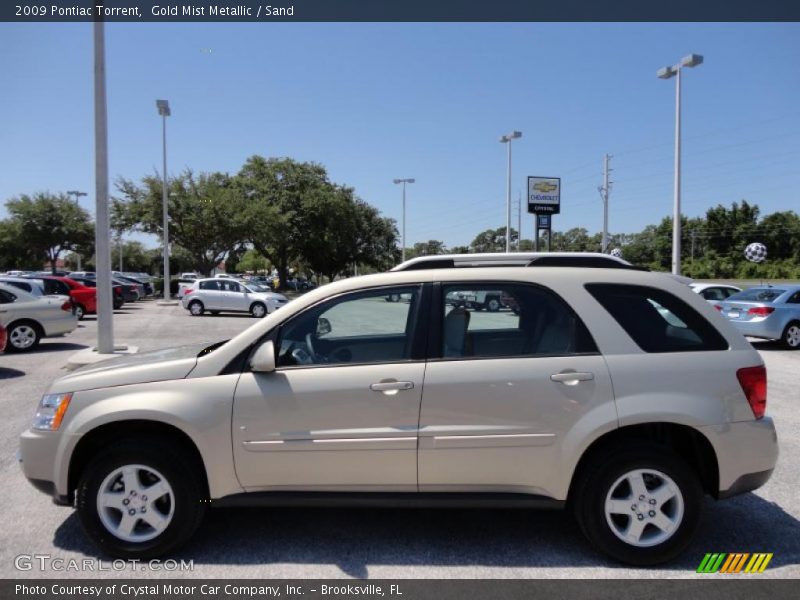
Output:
19,253,778,565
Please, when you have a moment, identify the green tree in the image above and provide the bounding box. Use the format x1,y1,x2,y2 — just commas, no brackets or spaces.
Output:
470,227,517,253
4,192,94,273
114,171,247,276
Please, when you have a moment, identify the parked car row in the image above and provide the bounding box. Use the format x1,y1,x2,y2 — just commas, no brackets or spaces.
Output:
0,271,158,353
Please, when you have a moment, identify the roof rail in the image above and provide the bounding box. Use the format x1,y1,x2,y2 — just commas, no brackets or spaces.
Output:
391,252,641,272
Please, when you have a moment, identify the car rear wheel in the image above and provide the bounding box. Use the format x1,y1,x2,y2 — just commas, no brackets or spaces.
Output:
250,302,267,318
782,322,800,349
76,439,206,559
188,300,204,316
74,304,86,320
572,443,702,565
5,321,41,352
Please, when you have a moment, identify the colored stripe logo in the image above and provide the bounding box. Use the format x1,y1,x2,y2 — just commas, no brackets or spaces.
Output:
697,553,773,573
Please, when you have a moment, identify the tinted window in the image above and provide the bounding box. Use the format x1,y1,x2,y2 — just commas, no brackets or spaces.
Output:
276,286,420,367
5,281,32,293
220,281,241,292
728,288,785,303
41,279,68,295
586,283,728,353
787,291,800,304
441,283,597,359
199,280,220,291
700,288,727,301
0,289,16,303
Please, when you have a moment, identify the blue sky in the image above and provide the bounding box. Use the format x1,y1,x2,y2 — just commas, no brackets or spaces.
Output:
1,22,798,249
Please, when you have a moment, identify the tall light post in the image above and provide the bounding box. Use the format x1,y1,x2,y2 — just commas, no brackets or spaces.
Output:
658,53,703,275
499,131,522,252
67,190,87,270
393,178,415,263
156,99,175,303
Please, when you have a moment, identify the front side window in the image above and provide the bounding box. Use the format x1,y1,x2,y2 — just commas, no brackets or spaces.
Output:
276,286,420,367
440,283,597,359
586,283,728,353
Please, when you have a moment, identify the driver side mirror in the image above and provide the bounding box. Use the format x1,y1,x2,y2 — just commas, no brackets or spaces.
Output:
249,340,276,373
316,317,332,337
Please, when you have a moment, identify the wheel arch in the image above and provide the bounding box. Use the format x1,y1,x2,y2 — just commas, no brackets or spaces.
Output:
567,422,720,503
67,419,210,505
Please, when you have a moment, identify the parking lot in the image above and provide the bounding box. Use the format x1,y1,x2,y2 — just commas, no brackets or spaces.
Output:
1,298,798,578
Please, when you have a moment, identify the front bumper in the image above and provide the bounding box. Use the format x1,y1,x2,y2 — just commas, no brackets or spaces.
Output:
18,428,78,505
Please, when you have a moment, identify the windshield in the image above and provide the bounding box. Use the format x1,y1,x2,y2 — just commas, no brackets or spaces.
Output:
727,289,786,303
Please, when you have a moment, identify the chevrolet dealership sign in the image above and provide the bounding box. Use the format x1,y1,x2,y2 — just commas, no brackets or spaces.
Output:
528,176,561,214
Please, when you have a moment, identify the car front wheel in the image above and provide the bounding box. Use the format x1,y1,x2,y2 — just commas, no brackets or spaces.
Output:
782,321,800,349
5,321,41,352
572,443,702,565
76,440,206,559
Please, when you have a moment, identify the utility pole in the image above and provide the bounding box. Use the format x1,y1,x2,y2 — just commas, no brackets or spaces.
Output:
517,191,522,251
598,153,612,253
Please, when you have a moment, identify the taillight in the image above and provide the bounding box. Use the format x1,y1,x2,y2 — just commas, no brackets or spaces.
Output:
60,300,72,312
737,365,767,419
714,305,722,311
184,289,193,295
747,306,775,317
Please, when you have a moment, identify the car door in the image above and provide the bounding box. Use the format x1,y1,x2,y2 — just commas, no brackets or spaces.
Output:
232,284,428,491
417,282,615,497
198,280,223,309
222,281,250,312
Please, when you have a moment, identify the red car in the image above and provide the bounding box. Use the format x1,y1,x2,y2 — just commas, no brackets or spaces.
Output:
35,276,124,320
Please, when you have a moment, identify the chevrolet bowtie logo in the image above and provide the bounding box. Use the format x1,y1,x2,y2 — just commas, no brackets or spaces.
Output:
533,181,558,193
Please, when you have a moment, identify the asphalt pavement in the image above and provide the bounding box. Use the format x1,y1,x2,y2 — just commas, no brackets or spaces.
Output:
0,298,798,579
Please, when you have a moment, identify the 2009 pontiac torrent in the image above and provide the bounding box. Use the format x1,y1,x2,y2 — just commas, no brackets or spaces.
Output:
19,253,778,565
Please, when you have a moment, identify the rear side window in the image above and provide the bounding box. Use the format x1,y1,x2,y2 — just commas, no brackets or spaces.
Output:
199,280,220,291
586,283,728,353
0,289,16,303
440,283,597,359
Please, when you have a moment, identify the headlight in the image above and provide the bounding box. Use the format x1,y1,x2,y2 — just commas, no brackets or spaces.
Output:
32,393,72,431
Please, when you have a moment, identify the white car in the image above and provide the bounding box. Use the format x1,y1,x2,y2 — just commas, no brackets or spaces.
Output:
181,278,288,318
689,283,742,309
0,283,78,352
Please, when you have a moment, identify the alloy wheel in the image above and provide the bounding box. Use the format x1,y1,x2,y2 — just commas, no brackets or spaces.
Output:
604,468,685,548
9,325,37,349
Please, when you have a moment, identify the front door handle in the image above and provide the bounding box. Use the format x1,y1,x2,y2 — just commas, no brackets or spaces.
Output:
370,380,414,394
550,371,594,386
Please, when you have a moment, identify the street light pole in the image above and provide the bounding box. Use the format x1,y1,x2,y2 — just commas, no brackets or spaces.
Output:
658,53,703,275
393,178,415,263
67,190,87,270
156,99,175,303
93,21,114,353
499,131,522,253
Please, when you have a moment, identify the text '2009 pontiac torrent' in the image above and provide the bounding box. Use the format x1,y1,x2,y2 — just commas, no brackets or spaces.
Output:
19,253,778,565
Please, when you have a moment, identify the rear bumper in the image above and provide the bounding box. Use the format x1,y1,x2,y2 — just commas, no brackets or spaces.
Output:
701,417,778,497
728,319,783,340
43,316,78,337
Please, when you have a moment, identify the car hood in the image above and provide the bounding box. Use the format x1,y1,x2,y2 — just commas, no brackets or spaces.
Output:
49,342,214,394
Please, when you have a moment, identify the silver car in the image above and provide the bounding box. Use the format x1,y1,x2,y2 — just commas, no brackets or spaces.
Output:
719,284,800,349
19,255,777,565
0,283,77,351
181,278,288,317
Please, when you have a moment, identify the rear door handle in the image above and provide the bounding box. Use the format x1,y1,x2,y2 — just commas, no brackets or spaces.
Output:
370,381,414,394
550,372,594,385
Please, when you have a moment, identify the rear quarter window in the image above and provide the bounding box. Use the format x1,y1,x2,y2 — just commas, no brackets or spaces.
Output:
585,283,729,353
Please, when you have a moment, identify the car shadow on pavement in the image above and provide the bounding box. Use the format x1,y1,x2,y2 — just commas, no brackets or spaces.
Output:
33,342,89,353
750,340,789,352
52,492,799,576
0,367,26,379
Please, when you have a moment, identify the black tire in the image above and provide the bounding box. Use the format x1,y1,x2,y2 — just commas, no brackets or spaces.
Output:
250,302,267,318
486,296,501,312
76,439,206,559
572,443,702,566
781,321,800,350
113,299,124,310
188,300,204,316
74,304,86,320
4,320,42,353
